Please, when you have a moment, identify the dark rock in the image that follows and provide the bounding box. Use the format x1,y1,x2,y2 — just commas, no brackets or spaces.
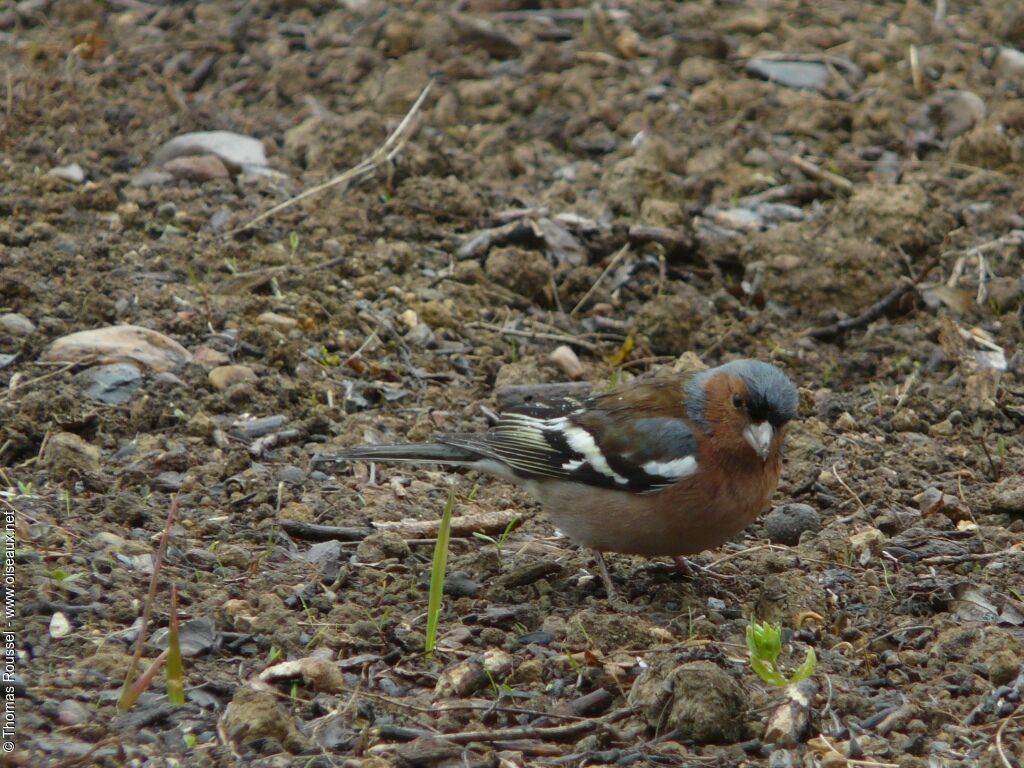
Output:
764,503,821,545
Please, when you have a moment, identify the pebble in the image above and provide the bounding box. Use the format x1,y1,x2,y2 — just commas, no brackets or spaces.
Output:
548,345,584,379
47,163,85,184
73,363,143,404
993,47,1024,79
129,169,175,187
306,540,343,582
44,325,192,372
908,89,986,143
275,465,305,484
256,311,299,332
161,154,230,182
152,130,268,173
763,503,821,545
208,364,257,391
49,611,72,638
444,572,481,597
746,58,830,90
0,312,36,336
355,531,410,563
57,699,91,726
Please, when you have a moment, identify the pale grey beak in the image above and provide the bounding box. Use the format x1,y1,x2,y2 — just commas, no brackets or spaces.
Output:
743,422,774,462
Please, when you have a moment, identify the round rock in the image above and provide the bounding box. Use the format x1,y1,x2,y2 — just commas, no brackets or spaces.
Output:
764,503,821,546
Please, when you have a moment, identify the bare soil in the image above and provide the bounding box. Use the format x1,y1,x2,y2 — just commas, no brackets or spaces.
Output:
2,1,1023,767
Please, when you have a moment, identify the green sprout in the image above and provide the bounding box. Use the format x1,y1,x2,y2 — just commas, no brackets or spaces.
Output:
746,618,817,688
471,517,519,560
288,232,300,257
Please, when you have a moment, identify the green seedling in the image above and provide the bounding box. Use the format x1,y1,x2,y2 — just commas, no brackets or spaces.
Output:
183,733,198,748
425,488,455,660
288,232,300,257
471,517,519,559
746,618,817,688
317,346,342,367
268,645,284,664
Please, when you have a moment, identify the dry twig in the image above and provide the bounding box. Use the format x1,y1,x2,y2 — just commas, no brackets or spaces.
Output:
227,81,433,236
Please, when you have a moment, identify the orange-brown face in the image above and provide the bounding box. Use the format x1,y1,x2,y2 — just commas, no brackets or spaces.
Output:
702,373,789,463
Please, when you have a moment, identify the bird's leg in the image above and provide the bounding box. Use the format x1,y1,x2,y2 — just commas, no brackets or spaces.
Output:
672,555,695,577
593,550,618,600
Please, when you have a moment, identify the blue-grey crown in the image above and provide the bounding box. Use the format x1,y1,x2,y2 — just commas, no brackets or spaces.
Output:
685,360,798,428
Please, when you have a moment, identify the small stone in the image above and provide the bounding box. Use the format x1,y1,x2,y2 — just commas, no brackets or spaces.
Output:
152,131,269,173
0,312,36,336
49,611,72,638
746,58,830,91
74,363,143,404
977,477,1024,515
276,465,305,484
355,531,410,563
57,699,91,726
444,572,481,597
47,163,86,184
44,325,191,372
834,412,858,432
548,345,584,380
892,408,925,432
928,419,955,437
763,503,821,545
993,48,1024,79
908,89,986,143
208,364,257,391
914,486,972,523
849,528,886,557
256,311,299,332
161,154,230,182
398,309,418,330
435,658,487,697
129,169,175,187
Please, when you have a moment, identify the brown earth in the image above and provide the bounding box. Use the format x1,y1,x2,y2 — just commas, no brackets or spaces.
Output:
2,1,1024,767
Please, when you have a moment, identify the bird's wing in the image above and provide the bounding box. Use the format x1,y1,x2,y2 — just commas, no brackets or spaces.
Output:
439,377,703,493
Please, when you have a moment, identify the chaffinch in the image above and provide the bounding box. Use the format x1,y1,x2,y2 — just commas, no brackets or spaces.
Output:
315,359,798,597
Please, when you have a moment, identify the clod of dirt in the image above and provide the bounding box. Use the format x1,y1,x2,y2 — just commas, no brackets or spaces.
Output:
599,138,688,218
43,325,192,372
763,503,821,546
220,687,311,754
44,432,101,483
355,531,411,563
485,247,554,304
950,125,1018,169
634,294,701,356
565,609,662,652
839,184,954,253
753,572,828,625
628,658,747,742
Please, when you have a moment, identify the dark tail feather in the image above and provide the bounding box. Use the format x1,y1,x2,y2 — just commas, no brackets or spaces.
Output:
311,442,481,469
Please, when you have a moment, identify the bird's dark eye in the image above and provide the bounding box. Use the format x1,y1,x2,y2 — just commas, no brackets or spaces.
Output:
732,393,744,409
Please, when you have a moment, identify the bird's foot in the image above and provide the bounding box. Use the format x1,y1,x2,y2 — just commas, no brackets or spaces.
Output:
592,550,619,602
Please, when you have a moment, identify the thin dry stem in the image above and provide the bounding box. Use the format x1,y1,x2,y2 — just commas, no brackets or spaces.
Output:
227,80,433,236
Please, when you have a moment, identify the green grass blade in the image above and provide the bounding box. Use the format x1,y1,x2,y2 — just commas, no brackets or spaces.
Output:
425,487,455,660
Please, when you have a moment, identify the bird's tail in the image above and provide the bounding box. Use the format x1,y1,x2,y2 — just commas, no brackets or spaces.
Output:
311,441,482,469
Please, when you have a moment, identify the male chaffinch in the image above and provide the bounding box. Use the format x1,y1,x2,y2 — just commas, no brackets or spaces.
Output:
315,359,798,597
